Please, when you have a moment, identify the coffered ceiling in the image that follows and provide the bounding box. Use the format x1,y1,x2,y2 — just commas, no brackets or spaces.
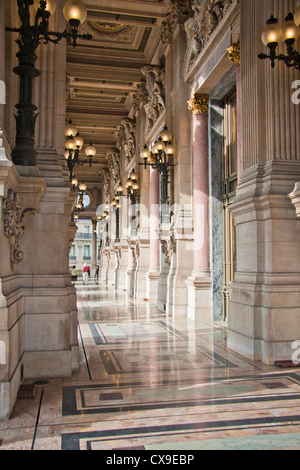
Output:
65,0,167,185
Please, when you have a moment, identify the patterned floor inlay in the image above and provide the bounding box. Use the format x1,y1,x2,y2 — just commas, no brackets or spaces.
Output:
2,281,300,451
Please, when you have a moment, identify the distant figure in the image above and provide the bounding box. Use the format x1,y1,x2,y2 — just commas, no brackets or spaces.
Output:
87,266,91,277
94,265,99,279
70,265,78,285
82,263,89,285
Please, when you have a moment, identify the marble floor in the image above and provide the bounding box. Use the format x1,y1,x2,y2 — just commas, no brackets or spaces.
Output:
1,280,300,451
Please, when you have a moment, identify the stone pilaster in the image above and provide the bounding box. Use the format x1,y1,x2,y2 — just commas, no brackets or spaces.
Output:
227,0,300,364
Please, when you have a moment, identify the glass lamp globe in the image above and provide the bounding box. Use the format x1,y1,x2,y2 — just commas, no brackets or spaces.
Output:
130,171,137,180
65,120,77,137
65,137,76,150
34,0,57,15
165,143,175,155
132,183,139,191
79,183,87,191
72,178,78,186
85,144,96,158
74,134,84,149
282,18,300,41
117,185,124,193
160,127,172,142
261,19,283,45
63,0,87,24
141,147,150,160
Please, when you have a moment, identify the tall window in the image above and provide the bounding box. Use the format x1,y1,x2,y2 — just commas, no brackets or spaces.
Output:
83,245,91,260
223,92,237,310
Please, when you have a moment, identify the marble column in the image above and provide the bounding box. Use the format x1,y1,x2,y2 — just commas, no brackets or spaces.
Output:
163,24,194,318
146,167,160,302
186,95,212,322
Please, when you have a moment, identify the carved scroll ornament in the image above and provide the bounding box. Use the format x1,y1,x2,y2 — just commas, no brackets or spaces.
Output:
184,0,233,70
3,189,35,266
160,235,177,266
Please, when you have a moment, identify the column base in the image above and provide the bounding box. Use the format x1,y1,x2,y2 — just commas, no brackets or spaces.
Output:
145,270,160,303
186,273,213,323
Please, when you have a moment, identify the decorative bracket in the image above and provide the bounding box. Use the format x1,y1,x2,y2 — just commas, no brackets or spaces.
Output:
3,189,35,267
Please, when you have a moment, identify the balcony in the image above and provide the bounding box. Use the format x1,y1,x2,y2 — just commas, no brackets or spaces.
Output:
75,232,92,240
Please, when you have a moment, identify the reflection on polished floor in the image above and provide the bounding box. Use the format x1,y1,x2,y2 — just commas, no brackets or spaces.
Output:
1,280,300,450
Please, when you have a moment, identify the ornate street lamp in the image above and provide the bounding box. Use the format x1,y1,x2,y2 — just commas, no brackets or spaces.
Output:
116,171,140,236
111,197,121,243
65,120,96,180
140,125,175,222
6,0,92,167
258,9,300,70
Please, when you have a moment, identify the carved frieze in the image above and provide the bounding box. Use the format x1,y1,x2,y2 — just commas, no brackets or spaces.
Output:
3,189,35,267
160,235,177,266
120,117,136,166
141,65,166,135
106,148,120,188
160,0,194,45
132,80,148,112
184,0,233,71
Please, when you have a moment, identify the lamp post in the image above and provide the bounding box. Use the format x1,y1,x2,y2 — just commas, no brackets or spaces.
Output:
258,8,300,70
6,0,92,167
111,197,121,243
140,125,175,223
64,120,96,181
116,171,140,236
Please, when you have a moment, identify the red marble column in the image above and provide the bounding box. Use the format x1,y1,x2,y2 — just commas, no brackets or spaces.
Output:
190,96,210,274
149,167,160,271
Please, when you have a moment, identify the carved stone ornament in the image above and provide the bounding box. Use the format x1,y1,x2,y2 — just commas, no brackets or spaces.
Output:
3,189,35,266
106,148,120,187
160,0,194,45
160,235,177,266
227,36,240,65
119,117,136,166
187,94,209,114
141,65,166,135
184,0,233,71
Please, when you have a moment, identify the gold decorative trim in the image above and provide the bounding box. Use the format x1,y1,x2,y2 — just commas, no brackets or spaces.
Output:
227,36,240,65
187,94,209,115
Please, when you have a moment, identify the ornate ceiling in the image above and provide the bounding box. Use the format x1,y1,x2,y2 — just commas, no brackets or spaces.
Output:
65,0,167,186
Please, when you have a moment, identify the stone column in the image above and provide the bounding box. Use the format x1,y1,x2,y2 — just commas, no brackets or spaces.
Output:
186,95,212,322
164,23,194,318
228,0,300,364
92,218,97,271
146,167,160,302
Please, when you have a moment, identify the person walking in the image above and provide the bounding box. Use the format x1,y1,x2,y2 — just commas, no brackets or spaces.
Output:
82,263,89,285
70,265,78,285
94,265,99,280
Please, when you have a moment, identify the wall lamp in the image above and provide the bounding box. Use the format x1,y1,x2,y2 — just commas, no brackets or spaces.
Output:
65,120,96,181
116,171,140,206
259,8,300,70
140,125,175,222
6,0,92,167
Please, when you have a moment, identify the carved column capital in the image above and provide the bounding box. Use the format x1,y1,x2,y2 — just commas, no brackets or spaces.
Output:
187,94,209,115
227,37,240,65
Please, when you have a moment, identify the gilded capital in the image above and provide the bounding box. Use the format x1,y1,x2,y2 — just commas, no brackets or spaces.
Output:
227,37,240,65
187,94,209,115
